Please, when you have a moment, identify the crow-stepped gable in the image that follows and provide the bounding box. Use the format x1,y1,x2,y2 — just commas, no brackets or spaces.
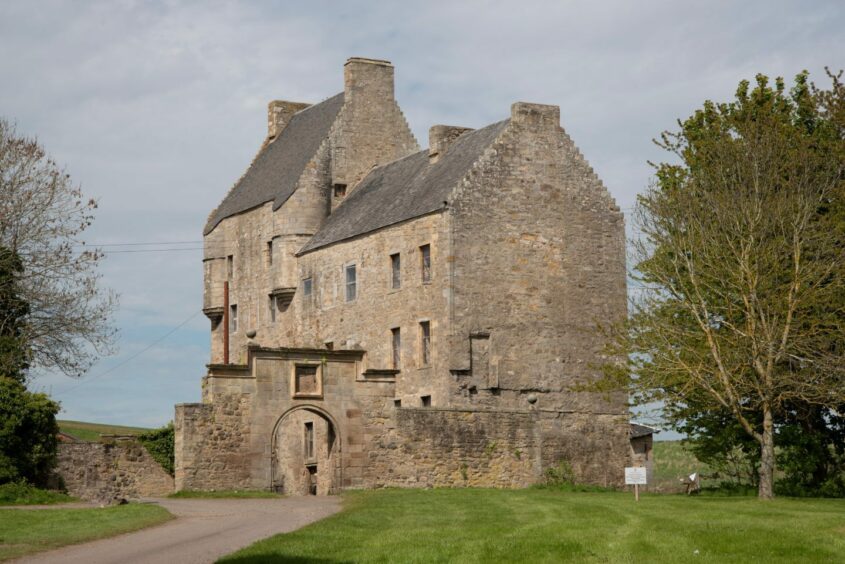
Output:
175,57,630,494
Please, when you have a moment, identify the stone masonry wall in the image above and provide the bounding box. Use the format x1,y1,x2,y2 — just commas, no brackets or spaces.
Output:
56,441,174,502
370,407,542,488
175,393,252,491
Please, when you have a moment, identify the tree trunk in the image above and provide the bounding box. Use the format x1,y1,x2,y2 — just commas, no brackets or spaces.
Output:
758,405,775,499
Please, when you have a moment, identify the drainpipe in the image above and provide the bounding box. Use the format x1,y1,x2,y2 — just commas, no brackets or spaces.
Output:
223,281,230,364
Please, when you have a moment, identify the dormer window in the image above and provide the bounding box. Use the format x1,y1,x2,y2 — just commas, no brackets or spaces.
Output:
333,183,347,198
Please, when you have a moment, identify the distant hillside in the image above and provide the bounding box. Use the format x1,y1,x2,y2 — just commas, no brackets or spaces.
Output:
58,420,152,443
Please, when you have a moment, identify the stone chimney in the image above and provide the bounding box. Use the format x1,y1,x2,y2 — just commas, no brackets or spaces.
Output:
510,102,560,129
428,125,473,163
267,100,311,141
344,57,395,101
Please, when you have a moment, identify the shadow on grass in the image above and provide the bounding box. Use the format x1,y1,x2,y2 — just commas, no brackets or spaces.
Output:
222,557,351,563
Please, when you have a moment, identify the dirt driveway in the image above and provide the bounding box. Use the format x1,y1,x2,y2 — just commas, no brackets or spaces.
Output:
16,495,341,564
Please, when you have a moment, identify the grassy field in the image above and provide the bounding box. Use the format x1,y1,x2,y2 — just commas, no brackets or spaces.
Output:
58,420,151,442
0,503,172,561
652,440,715,493
169,490,283,499
220,488,845,563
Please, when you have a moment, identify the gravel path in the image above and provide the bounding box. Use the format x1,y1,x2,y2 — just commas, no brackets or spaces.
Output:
15,496,341,564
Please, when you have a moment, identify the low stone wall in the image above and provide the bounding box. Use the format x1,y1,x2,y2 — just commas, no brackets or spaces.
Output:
371,407,542,488
56,440,174,502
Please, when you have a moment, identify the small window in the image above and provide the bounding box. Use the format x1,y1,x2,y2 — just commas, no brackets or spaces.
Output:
304,422,314,461
420,321,431,365
267,241,273,267
421,395,432,407
394,399,401,408
303,277,312,296
325,341,334,351
345,264,357,302
420,244,431,283
334,183,347,198
268,295,276,323
391,327,401,370
227,255,234,279
230,304,238,333
295,364,319,395
390,253,401,289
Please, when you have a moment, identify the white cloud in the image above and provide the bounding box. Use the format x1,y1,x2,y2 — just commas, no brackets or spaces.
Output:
3,0,842,425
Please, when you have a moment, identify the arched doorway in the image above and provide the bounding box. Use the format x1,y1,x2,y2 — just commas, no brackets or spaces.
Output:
270,405,341,495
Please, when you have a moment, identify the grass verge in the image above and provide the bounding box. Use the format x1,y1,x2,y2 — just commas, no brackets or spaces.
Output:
169,490,283,499
0,503,172,561
220,488,845,563
0,482,75,506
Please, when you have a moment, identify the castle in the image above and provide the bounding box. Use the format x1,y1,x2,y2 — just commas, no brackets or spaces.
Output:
174,58,630,495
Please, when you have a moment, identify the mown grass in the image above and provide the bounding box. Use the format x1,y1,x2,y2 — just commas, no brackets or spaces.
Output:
169,489,283,499
220,488,845,563
58,419,151,442
0,503,172,561
0,482,75,506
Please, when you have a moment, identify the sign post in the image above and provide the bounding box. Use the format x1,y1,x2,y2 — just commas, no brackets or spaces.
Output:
625,466,647,501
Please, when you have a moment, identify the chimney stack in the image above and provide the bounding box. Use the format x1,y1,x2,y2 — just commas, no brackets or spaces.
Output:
428,125,473,163
267,100,311,141
510,102,560,130
344,57,395,101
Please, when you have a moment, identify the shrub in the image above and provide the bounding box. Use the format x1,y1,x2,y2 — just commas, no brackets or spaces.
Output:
0,377,60,486
138,423,174,476
0,479,73,505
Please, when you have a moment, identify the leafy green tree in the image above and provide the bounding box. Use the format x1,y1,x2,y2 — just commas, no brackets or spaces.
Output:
0,377,59,485
604,70,845,498
0,246,30,382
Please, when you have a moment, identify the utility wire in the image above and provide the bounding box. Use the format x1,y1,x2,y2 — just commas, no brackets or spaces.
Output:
55,309,202,396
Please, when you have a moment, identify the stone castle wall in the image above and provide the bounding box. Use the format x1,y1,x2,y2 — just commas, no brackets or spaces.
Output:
56,441,174,502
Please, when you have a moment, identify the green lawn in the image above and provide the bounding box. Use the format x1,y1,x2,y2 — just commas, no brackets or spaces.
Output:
170,489,283,499
58,420,151,442
0,503,172,561
220,488,845,563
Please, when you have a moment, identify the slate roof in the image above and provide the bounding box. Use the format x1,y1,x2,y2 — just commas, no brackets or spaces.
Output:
630,423,659,439
204,93,345,235
299,119,510,254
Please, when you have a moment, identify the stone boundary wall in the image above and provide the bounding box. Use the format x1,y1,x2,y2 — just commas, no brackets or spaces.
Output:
175,395,252,491
56,440,174,502
373,407,543,488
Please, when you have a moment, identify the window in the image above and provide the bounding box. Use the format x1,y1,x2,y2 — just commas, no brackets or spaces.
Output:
390,253,401,289
267,241,273,267
230,304,238,333
420,321,431,365
268,295,276,323
391,327,401,370
333,183,347,198
227,255,234,279
394,399,401,408
345,264,357,302
324,341,334,350
304,422,314,461
421,395,432,407
420,244,431,283
295,364,319,395
303,277,312,296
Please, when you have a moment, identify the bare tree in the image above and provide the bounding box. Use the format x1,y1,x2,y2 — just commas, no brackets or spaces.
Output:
602,72,845,499
0,118,117,379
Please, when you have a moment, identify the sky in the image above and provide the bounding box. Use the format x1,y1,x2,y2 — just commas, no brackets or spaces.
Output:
0,0,842,432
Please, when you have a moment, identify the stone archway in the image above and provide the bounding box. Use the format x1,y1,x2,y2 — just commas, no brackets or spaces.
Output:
270,405,341,496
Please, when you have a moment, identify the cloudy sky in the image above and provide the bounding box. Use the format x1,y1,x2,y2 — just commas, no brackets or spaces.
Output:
1,0,842,429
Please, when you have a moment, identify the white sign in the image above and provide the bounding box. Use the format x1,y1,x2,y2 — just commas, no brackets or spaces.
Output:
625,466,647,485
